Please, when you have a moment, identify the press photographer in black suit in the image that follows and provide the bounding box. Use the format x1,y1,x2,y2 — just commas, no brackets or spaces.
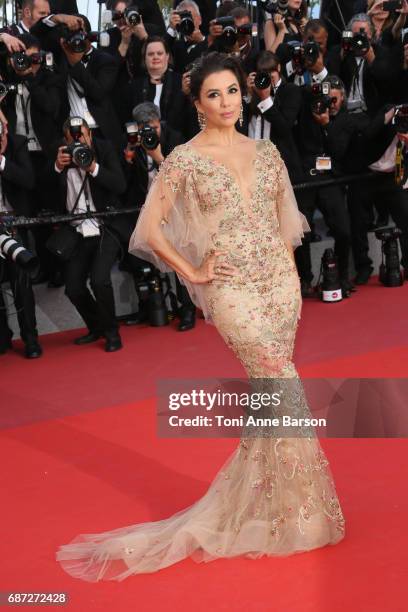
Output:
294,75,356,297
0,125,41,358
166,0,209,75
52,117,126,352
243,51,304,184
58,15,123,152
1,32,63,285
327,13,397,116
122,102,196,331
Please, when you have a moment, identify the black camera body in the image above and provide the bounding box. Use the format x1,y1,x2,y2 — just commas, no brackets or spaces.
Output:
261,0,290,17
303,37,320,66
63,119,95,169
175,10,195,36
214,16,253,49
311,82,335,115
126,122,159,151
254,71,272,90
342,28,370,57
393,104,408,133
10,50,48,72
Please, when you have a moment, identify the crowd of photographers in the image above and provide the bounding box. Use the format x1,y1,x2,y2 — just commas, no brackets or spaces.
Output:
0,0,407,359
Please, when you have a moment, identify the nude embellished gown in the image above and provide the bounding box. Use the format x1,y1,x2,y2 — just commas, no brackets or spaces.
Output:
55,139,346,581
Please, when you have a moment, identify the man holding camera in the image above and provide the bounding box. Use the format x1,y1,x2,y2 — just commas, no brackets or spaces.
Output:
0,122,41,358
122,102,196,331
295,75,356,297
57,15,122,152
1,32,63,285
167,1,209,74
53,116,126,351
208,6,257,74
244,50,304,184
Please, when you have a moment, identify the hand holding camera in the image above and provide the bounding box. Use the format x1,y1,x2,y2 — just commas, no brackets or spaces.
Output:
0,32,26,54
125,122,163,165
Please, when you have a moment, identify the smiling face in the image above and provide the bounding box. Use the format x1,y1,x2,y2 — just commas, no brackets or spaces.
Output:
194,69,242,129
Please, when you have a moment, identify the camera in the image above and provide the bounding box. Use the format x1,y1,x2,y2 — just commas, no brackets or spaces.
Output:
61,28,109,53
0,224,39,273
375,226,404,287
342,28,370,57
0,82,19,97
63,117,94,168
254,71,271,90
111,4,141,26
175,10,195,36
311,82,336,115
393,104,408,133
303,37,320,66
260,0,289,17
126,122,159,151
214,16,253,49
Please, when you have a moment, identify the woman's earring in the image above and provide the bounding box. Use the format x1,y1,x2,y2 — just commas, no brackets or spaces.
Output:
239,103,243,127
197,110,206,130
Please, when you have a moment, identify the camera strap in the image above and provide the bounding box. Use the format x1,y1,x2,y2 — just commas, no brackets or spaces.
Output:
395,140,405,186
70,171,89,216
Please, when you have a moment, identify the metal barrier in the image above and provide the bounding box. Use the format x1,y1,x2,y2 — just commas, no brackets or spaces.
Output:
0,171,381,229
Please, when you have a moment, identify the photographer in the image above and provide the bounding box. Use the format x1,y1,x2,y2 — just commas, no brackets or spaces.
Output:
277,19,330,86
346,105,408,284
264,0,308,53
123,102,196,331
166,0,208,74
208,6,257,74
173,0,217,35
1,32,63,285
0,122,41,358
328,13,397,115
128,36,187,135
244,50,304,183
52,116,126,351
58,14,123,152
294,76,356,297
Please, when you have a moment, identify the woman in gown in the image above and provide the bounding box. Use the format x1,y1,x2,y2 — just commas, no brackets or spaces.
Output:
56,52,346,582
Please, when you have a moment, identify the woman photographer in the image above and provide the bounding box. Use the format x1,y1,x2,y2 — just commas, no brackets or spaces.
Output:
264,0,309,53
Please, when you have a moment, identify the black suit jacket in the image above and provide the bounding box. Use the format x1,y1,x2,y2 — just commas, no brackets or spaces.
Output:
1,134,35,216
165,35,208,74
243,81,304,183
327,43,398,114
128,69,187,134
2,67,63,158
58,48,123,151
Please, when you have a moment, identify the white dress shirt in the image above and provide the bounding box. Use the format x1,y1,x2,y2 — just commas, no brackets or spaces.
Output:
248,79,282,141
15,84,42,152
55,162,101,236
67,49,98,128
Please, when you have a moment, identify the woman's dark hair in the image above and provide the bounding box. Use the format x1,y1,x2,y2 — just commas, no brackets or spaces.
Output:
189,52,247,102
140,36,172,71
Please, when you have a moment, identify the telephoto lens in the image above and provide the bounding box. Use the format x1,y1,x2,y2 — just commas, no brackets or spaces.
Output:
124,5,141,26
11,51,32,71
0,227,39,274
318,248,343,303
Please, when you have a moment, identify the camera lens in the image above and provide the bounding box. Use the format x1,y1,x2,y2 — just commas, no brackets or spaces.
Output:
254,71,271,90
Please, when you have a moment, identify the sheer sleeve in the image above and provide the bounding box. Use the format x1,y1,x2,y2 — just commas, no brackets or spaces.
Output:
276,155,311,249
128,146,214,323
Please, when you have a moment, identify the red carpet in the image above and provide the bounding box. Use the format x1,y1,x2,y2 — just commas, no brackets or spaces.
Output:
1,276,407,611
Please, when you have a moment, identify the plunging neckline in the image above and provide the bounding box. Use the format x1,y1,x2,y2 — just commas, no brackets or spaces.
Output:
184,139,261,211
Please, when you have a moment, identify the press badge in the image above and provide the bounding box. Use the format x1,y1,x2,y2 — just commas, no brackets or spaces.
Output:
316,156,332,171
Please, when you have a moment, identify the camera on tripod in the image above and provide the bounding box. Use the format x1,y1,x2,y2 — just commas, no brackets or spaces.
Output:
126,122,159,151
342,28,370,57
375,226,404,287
134,264,177,327
214,16,253,49
63,117,95,169
175,10,195,37
311,81,336,115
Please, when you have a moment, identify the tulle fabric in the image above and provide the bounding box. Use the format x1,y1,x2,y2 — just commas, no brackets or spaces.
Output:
128,139,310,325
55,435,344,582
